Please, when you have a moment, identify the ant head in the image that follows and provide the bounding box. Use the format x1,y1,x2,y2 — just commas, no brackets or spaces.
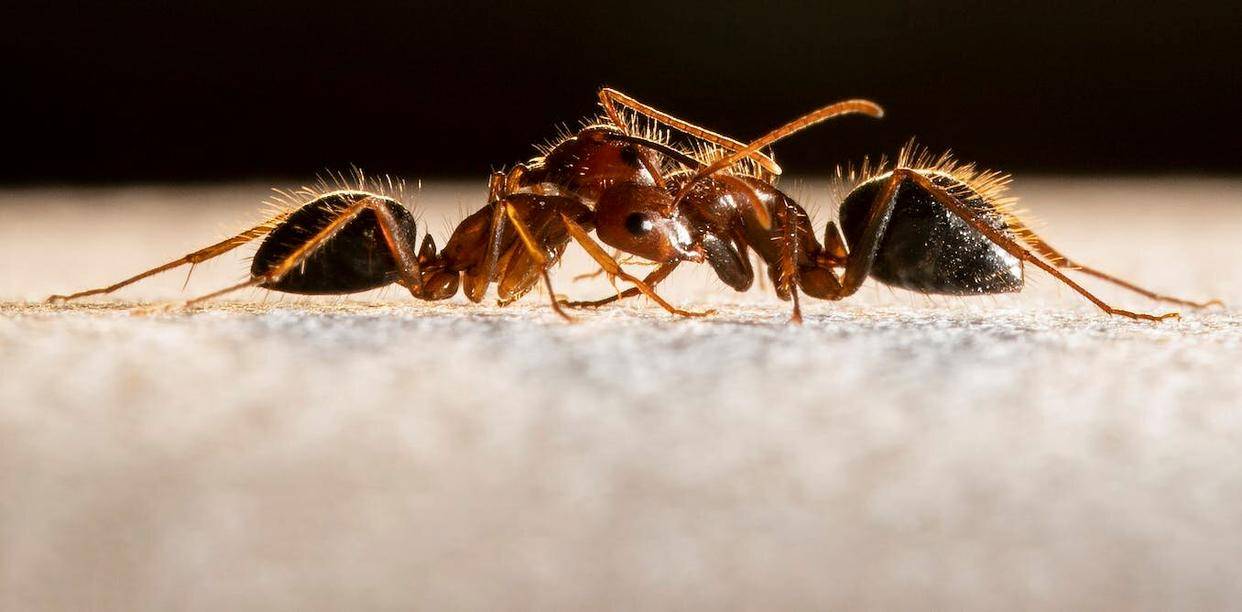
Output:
527,125,651,202
595,182,702,263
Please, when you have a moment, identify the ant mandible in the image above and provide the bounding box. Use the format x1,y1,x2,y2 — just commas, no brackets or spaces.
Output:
47,87,1220,323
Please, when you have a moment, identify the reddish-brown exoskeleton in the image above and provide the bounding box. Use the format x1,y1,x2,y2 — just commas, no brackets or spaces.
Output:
48,88,1219,322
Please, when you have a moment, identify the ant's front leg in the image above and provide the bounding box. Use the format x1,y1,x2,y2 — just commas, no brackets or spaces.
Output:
774,202,807,324
560,261,680,309
452,193,591,313
558,214,713,318
571,247,624,283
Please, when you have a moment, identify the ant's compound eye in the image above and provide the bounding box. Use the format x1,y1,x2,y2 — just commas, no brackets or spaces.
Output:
625,212,653,236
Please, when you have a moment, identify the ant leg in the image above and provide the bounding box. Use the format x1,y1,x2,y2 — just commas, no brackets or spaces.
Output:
500,200,574,321
370,200,425,294
558,213,712,318
895,170,1180,322
572,267,610,283
825,173,908,299
599,87,783,176
486,164,530,206
487,171,505,202
491,164,532,199
776,202,805,324
560,261,680,309
178,277,266,308
823,221,848,262
781,171,902,307
46,212,292,303
1006,219,1222,308
572,247,622,283
179,196,422,308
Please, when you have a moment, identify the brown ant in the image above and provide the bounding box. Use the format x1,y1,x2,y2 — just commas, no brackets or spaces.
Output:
47,88,1220,322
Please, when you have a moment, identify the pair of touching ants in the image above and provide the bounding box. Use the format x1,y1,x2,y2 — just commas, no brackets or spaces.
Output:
48,87,1221,322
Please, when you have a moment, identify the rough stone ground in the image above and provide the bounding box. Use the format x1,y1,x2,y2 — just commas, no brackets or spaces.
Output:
1,179,1240,610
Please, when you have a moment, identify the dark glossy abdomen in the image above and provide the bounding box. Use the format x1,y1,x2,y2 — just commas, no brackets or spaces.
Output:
252,191,417,295
838,171,1023,295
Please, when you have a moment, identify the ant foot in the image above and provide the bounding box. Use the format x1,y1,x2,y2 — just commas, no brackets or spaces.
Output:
672,307,715,318
558,299,609,310
548,305,576,323
129,302,181,317
571,269,609,283
45,294,69,305
1109,308,1180,322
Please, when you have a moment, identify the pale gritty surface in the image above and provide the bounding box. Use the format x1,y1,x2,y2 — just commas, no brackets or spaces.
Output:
1,179,1241,611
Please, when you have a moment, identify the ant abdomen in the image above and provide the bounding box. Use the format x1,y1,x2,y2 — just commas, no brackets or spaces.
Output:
838,170,1024,295
253,191,418,295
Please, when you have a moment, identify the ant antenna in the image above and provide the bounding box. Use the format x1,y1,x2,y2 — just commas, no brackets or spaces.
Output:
600,133,706,170
599,87,784,175
669,99,884,227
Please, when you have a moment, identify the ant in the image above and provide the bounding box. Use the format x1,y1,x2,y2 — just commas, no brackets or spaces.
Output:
47,88,1220,323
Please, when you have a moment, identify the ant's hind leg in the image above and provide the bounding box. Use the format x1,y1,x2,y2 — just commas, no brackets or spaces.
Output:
896,170,1180,322
558,214,712,318
1007,220,1223,309
46,214,290,304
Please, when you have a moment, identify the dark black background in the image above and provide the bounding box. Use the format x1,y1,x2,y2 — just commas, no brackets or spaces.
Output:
6,1,1240,183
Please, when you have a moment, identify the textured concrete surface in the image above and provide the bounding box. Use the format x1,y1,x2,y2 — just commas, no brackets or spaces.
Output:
1,179,1241,610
